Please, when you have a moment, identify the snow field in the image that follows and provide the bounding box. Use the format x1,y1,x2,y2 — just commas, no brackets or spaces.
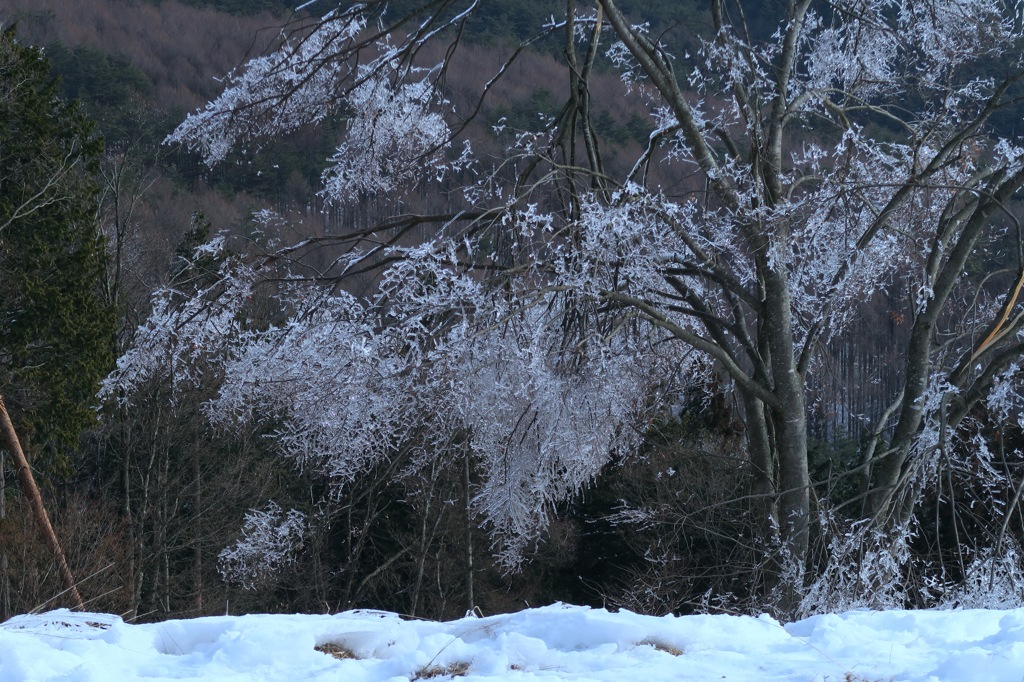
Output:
2,604,1024,680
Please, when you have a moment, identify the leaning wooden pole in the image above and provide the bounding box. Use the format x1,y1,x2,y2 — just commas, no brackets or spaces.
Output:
0,394,84,610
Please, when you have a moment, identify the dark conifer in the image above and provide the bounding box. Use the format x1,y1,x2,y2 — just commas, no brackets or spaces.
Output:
0,25,114,473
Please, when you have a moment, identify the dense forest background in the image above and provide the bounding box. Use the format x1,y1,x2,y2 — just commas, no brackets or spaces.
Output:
1,0,1023,623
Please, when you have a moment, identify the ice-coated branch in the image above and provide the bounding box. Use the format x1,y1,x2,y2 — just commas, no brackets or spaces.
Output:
167,9,368,165
218,503,307,589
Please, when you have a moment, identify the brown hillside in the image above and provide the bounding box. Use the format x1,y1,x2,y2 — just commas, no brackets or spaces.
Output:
1,0,284,110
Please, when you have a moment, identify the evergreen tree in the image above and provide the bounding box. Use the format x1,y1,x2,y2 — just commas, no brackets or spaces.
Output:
0,25,113,471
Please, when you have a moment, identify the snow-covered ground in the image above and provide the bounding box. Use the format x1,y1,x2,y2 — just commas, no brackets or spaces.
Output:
2,604,1024,681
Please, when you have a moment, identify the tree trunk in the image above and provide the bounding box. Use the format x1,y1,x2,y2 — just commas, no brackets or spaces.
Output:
0,394,84,610
0,455,11,621
463,446,475,615
764,270,810,612
739,390,782,590
192,447,203,612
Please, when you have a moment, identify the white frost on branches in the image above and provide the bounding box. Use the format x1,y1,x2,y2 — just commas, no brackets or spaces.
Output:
166,8,460,202
98,236,256,400
456,302,685,565
802,0,1016,103
940,546,1024,609
167,10,367,165
320,68,454,201
103,223,691,565
218,502,307,590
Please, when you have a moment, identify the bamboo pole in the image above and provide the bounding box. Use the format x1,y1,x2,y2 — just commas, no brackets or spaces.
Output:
0,394,84,610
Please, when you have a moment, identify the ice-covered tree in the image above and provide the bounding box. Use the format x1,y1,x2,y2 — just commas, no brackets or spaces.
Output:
105,0,1024,611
